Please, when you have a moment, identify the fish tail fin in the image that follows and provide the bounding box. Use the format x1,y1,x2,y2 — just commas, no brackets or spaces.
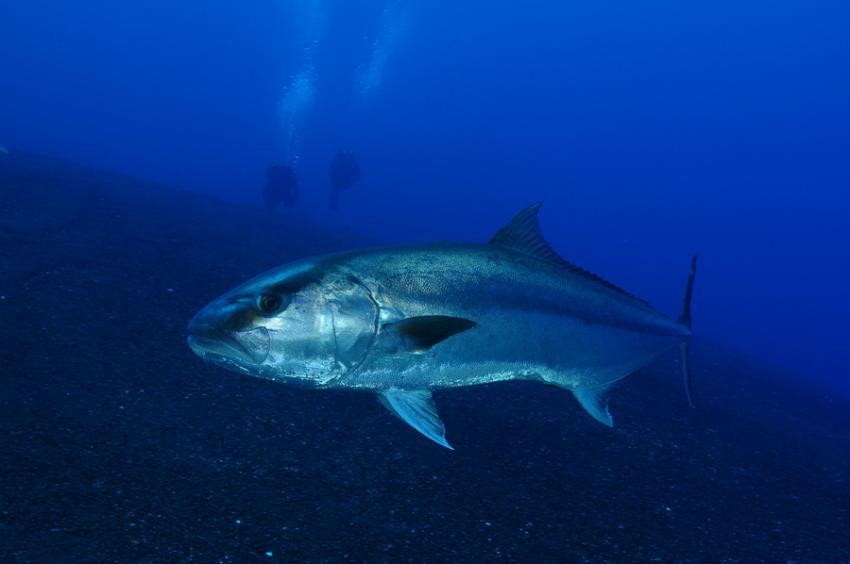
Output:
678,254,698,407
678,254,697,329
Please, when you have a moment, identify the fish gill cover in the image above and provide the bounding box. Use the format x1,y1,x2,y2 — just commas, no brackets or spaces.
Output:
1,1,849,561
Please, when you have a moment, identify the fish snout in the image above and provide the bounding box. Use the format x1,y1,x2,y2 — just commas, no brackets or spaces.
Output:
186,308,225,348
187,306,271,367
186,312,227,359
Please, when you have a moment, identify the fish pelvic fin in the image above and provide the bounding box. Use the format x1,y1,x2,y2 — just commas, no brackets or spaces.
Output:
678,254,698,408
379,389,454,450
572,383,615,427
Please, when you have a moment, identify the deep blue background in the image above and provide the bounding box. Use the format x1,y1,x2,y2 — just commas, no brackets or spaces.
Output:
1,1,848,390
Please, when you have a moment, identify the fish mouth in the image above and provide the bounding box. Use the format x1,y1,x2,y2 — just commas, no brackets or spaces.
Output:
187,326,271,367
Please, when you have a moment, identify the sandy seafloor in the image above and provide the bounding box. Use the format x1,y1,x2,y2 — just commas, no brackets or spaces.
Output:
1,150,848,562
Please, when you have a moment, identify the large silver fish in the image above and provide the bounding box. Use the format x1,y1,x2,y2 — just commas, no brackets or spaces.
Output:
188,204,697,449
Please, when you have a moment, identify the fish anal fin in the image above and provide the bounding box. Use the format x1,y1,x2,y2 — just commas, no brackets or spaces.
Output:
572,384,615,427
379,390,454,450
381,315,476,353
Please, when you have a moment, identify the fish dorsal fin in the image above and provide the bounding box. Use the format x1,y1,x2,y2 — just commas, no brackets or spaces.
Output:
489,202,566,266
379,390,454,449
490,203,648,304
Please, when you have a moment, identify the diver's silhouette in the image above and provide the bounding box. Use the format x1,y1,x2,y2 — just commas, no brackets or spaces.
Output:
264,164,298,209
329,150,359,209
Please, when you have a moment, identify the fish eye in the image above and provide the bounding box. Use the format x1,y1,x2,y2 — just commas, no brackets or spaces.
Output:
256,293,288,315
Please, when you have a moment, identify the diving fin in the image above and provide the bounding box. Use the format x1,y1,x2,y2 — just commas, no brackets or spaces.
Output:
573,384,615,427
379,389,454,450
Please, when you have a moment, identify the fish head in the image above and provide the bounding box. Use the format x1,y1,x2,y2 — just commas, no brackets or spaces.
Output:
187,258,378,387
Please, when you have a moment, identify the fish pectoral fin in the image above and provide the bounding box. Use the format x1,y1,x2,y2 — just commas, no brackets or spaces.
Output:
573,384,615,427
378,389,454,450
380,315,476,353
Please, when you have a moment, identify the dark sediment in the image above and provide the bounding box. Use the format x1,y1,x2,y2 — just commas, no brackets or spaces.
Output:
1,150,848,562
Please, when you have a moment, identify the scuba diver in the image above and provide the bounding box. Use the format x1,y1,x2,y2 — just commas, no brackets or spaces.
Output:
264,163,298,209
329,150,359,209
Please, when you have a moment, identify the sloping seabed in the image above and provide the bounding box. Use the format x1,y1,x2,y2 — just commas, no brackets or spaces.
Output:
1,151,848,562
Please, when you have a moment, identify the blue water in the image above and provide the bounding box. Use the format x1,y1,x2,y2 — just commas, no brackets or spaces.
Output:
3,1,848,387
1,1,849,560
